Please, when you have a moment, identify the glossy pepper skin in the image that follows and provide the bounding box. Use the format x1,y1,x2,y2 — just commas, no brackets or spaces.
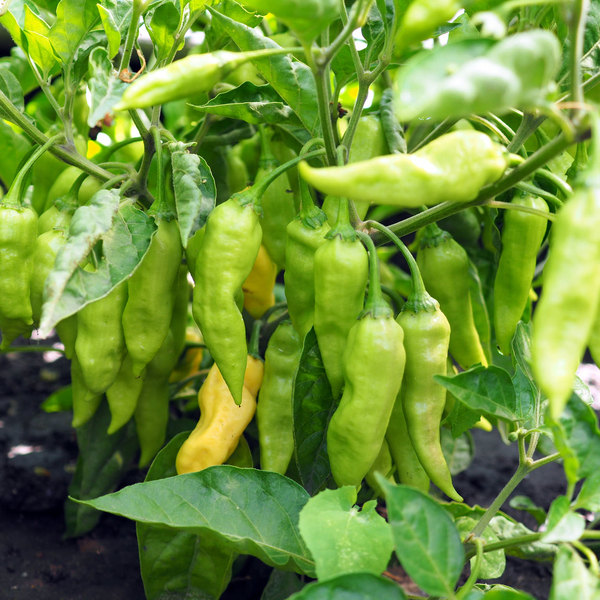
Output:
71,353,103,428
106,354,146,435
257,321,302,474
494,192,548,355
76,279,128,395
327,301,405,488
193,197,262,405
532,182,600,421
417,224,488,370
284,177,331,338
299,131,507,208
242,244,278,319
314,232,369,400
123,217,183,377
398,293,462,502
255,129,296,270
175,356,264,475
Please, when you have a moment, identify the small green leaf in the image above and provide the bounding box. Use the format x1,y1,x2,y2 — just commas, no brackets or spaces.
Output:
456,517,505,579
49,0,101,63
96,4,121,59
144,1,180,63
508,496,546,526
23,5,56,76
40,384,73,412
441,428,474,475
298,487,393,581
574,471,600,512
484,590,536,600
87,46,127,127
541,496,586,543
489,516,557,560
549,545,600,600
74,466,316,576
0,64,25,115
169,142,216,246
380,480,464,597
292,328,336,495
288,573,407,600
260,569,304,600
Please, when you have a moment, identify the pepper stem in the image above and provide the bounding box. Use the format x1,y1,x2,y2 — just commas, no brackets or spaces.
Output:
258,124,277,168
2,134,64,208
148,126,173,220
356,231,391,319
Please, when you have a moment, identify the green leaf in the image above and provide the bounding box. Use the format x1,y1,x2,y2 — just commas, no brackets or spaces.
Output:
574,470,600,512
292,328,336,495
191,82,302,126
226,434,253,468
298,487,394,580
444,395,483,438
489,516,557,560
169,141,216,245
208,7,320,136
508,496,546,526
380,480,464,597
49,0,101,63
144,1,180,63
288,573,407,600
40,202,157,335
260,570,304,600
483,590,536,600
549,544,600,600
96,4,121,59
87,46,128,127
0,65,25,118
40,384,73,412
435,365,530,423
0,119,31,187
74,466,316,576
456,517,505,579
541,496,586,544
441,428,474,475
138,433,235,600
64,399,139,538
23,5,56,76
96,0,134,59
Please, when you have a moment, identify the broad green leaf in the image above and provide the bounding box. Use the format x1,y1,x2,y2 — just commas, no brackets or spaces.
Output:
541,496,586,543
292,328,336,495
380,480,464,597
169,141,216,245
145,1,180,63
40,202,156,335
549,544,600,600
23,5,56,76
508,496,546,526
441,428,474,475
435,365,529,423
208,7,320,136
0,119,31,187
191,82,301,126
574,470,600,512
298,487,393,581
64,399,139,538
0,0,29,47
75,466,316,576
87,46,127,126
260,569,304,600
489,516,556,560
138,433,235,600
40,384,73,412
288,573,407,600
49,0,101,63
456,517,505,579
484,590,536,600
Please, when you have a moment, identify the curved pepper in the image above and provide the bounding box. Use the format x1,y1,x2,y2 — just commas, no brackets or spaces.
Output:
242,244,278,319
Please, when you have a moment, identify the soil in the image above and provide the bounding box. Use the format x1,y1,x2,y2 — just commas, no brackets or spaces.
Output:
0,340,588,600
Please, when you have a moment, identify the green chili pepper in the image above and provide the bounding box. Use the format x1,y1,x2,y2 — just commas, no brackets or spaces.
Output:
327,232,405,487
284,175,330,338
106,354,146,435
37,172,87,235
494,192,549,355
225,145,250,195
299,131,507,208
171,265,191,361
257,320,302,474
313,199,368,400
71,353,103,428
417,223,488,370
44,166,103,212
185,226,205,283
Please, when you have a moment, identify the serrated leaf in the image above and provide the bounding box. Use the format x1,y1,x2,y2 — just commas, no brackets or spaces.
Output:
74,466,316,576
87,46,127,126
138,433,235,600
288,573,407,600
40,202,156,334
541,496,586,543
441,428,474,475
380,480,464,597
435,365,529,423
64,399,139,538
49,0,101,63
169,142,216,245
191,81,301,126
292,328,336,495
298,487,393,581
208,7,320,136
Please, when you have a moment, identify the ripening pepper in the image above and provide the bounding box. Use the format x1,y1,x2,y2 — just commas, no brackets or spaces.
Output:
242,244,278,319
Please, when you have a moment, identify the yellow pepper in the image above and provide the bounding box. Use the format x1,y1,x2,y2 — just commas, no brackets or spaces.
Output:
169,328,204,384
242,244,278,319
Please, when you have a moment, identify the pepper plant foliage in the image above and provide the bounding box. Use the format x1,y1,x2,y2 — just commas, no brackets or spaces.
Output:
2,0,600,598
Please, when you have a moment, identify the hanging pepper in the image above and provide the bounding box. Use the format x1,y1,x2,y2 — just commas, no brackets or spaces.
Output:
284,174,331,338
417,223,488,370
494,191,549,355
242,244,278,319
327,232,405,487
257,320,303,474
37,171,87,235
106,354,146,435
71,353,103,428
314,198,369,399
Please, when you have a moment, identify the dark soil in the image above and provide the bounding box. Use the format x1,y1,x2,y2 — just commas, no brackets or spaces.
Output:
0,342,575,600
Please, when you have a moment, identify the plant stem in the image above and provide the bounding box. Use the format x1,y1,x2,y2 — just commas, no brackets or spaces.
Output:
0,345,65,355
568,0,590,110
514,182,563,209
119,3,143,75
456,538,484,600
574,540,600,576
488,201,557,221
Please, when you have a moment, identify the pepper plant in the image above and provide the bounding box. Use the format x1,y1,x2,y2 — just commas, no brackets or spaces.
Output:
1,0,600,598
